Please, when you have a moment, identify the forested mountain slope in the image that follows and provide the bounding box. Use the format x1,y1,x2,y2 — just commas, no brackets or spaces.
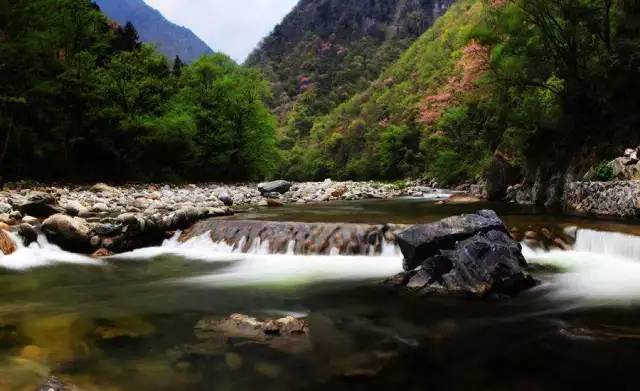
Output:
286,0,640,198
94,0,213,62
246,0,454,134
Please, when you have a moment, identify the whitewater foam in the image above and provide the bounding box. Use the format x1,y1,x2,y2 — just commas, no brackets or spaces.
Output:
0,231,97,271
523,229,640,304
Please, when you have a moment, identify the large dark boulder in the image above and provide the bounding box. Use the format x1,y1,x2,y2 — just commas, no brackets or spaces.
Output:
14,191,64,218
391,210,535,297
396,209,507,271
258,180,292,195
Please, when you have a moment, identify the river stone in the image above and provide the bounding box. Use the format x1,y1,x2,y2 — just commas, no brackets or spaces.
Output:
396,209,507,271
14,191,64,218
0,229,16,255
42,214,92,253
391,229,535,297
258,180,292,195
18,223,38,246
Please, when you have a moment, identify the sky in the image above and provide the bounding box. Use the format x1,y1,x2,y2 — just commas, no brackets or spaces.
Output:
144,0,298,63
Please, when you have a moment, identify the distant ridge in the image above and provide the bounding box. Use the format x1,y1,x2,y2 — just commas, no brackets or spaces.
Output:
94,0,213,62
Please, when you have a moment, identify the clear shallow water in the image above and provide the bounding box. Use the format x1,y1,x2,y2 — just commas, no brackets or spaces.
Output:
1,200,640,390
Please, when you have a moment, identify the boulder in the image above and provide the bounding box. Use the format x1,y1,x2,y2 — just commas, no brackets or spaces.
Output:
42,214,92,253
17,223,38,247
0,229,16,255
391,210,535,297
258,180,292,195
485,153,520,201
396,210,507,271
216,190,233,206
14,191,63,218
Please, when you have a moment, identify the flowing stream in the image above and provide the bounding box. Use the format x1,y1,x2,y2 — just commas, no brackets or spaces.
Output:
0,199,640,390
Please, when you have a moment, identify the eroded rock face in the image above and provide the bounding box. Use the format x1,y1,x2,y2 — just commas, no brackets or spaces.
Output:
396,210,507,271
391,210,535,297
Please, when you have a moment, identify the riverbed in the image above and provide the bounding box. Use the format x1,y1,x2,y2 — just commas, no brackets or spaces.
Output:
1,199,640,390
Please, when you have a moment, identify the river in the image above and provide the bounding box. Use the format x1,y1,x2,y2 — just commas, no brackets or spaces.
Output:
0,199,639,390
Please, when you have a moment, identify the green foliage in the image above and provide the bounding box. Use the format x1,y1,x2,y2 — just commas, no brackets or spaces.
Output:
0,0,278,182
592,161,614,182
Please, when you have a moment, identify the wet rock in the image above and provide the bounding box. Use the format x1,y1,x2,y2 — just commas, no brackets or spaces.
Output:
36,376,79,391
22,215,38,225
0,202,11,214
561,324,640,341
14,191,63,218
258,180,292,195
18,223,38,247
91,248,113,258
193,314,310,354
391,211,535,297
42,214,92,253
0,230,16,255
396,210,507,271
62,200,86,216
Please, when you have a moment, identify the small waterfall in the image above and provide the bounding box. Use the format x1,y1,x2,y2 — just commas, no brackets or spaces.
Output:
523,228,640,302
181,219,404,256
574,229,640,261
0,231,96,270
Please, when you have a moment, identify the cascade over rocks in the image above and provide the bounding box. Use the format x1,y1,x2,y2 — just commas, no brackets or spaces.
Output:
390,210,535,297
182,219,403,256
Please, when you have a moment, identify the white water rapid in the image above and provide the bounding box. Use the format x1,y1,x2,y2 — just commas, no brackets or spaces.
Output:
523,228,640,303
112,231,404,286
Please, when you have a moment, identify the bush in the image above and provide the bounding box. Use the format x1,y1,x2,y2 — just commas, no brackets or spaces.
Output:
592,161,614,182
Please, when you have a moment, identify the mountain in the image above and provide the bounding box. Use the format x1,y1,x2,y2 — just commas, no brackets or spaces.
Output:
288,0,640,201
94,0,213,62
246,0,454,129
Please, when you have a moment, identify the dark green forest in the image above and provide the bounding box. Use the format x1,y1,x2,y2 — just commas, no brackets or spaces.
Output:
1,0,639,184
0,0,277,182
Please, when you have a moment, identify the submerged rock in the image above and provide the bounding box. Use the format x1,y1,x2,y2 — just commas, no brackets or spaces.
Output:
258,180,292,195
170,314,311,364
391,210,535,297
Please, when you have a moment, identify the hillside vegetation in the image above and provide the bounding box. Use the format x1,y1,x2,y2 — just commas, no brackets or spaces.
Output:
0,0,277,182
281,0,640,187
247,0,453,135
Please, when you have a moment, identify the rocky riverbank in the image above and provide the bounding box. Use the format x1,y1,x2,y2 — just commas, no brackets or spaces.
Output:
0,180,447,255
